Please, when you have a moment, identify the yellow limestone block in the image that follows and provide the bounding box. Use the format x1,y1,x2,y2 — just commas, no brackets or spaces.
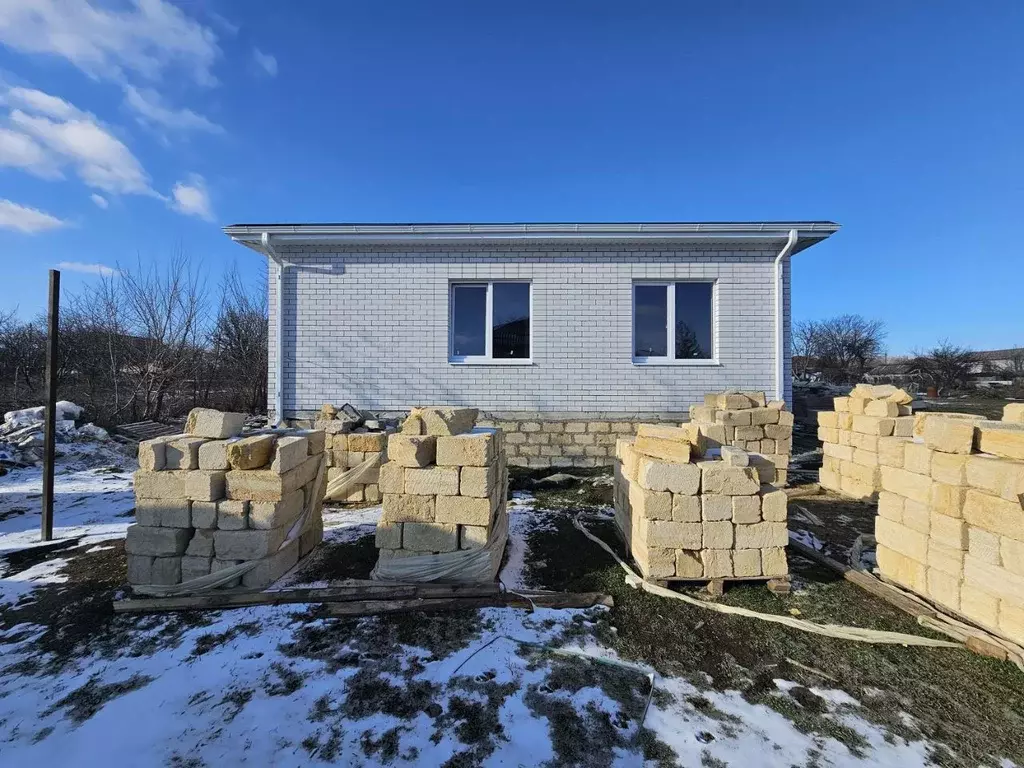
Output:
923,417,977,455
1003,403,1024,423
963,490,1024,542
965,455,1024,502
975,421,1024,461
865,399,899,418
634,424,693,463
876,543,927,593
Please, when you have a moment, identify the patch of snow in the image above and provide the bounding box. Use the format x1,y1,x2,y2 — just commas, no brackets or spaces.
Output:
500,491,550,591
321,504,381,543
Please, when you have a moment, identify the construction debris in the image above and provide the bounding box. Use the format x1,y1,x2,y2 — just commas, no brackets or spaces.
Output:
315,403,395,503
0,401,108,467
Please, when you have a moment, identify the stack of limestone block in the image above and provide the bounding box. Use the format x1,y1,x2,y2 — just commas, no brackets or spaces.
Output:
126,408,327,591
613,423,789,583
374,407,508,569
688,391,794,486
315,405,392,504
816,384,916,499
868,403,1024,643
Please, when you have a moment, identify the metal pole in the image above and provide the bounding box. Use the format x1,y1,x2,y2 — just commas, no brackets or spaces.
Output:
41,269,60,542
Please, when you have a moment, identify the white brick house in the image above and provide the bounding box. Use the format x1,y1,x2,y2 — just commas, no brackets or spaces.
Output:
224,222,839,428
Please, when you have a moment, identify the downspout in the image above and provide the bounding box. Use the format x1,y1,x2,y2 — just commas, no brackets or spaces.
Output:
261,232,286,426
774,229,799,403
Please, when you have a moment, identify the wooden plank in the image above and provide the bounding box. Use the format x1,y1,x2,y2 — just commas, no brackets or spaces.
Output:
325,591,613,617
41,269,59,542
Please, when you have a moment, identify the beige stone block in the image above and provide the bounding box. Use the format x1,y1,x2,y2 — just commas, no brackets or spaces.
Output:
718,409,752,427
765,423,792,440
180,555,212,582
965,455,1024,502
817,411,838,428
435,494,494,526
227,435,275,470
459,524,489,550
165,436,206,470
381,493,435,523
185,408,245,439
714,393,754,410
840,476,877,500
365,484,381,503
902,499,930,534
999,601,1024,640
930,452,968,486
902,442,932,475
458,463,497,498
378,462,405,494
818,467,841,491
198,439,232,471
675,550,703,578
701,494,732,522
224,455,320,502
375,521,403,549
930,482,965,518
763,439,780,455
635,544,676,579
347,432,386,452
930,510,968,550
834,396,850,412
298,429,326,455
343,484,365,503
865,399,899,418
629,483,673,521
837,429,852,447
404,407,478,436
892,417,915,438
734,521,787,549
703,521,733,548
964,555,1024,604
817,427,838,444
968,526,1001,565
719,446,749,467
963,490,1024,542
836,412,854,430
848,396,870,415
387,434,437,467
732,495,761,524
216,499,249,530
1003,403,1024,423
436,432,495,467
877,491,904,522
926,568,961,611
852,448,879,468
975,420,1024,460
700,549,733,578
647,521,702,549
731,548,761,577
669,493,699,523
634,434,691,463
750,407,779,426
403,522,458,552
762,547,788,576
879,466,931,504
876,437,906,468
853,415,895,437
876,543,927,593
875,517,929,562
848,432,877,454
823,443,854,462
404,466,459,496
212,526,286,560
699,462,759,495
923,417,976,455
842,460,879,487
270,435,310,474
928,540,964,576
134,469,226,501
1001,537,1024,577
736,426,764,441
759,488,787,522
249,489,303,530
637,458,701,494
138,434,181,471
190,501,217,529
913,411,985,438
959,583,999,628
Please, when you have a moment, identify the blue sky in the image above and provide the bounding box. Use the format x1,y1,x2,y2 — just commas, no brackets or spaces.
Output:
1,1,1021,355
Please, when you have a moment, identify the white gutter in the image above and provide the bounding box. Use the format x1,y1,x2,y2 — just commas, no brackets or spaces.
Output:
774,229,799,403
260,232,286,426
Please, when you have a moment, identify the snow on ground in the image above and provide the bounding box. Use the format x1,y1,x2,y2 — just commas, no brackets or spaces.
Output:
0,448,949,766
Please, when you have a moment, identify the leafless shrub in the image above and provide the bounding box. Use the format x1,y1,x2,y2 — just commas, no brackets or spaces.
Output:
913,341,979,395
794,315,887,383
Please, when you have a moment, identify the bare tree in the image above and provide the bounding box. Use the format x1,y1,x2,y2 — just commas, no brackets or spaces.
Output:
914,340,978,395
1005,347,1024,380
793,320,823,379
209,267,269,414
796,315,886,383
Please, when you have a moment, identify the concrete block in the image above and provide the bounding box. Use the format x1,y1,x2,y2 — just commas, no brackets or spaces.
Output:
732,495,761,524
270,436,309,473
701,549,733,578
965,455,1024,502
181,555,212,582
628,483,673,521
224,455,320,502
242,539,300,589
703,521,734,548
701,494,732,522
761,547,788,576
459,463,498,498
227,435,275,470
403,522,459,552
637,458,701,494
215,527,288,560
875,517,928,562
675,550,703,578
963,490,1024,542
435,495,493,526
968,526,1001,565
436,432,496,467
734,522,787,549
976,421,1024,461
733,549,762,577
959,583,999,628
217,499,249,530
186,408,246,439
647,521,701,549
186,528,215,557
378,462,405,494
386,434,437,467
460,524,489,550
126,524,191,556
879,466,931,504
699,463,759,495
127,555,153,584
672,494,701,522
927,540,964,576
249,489,303,530
876,544,927,593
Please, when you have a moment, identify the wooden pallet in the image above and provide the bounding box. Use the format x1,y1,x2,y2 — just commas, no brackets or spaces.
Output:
115,420,181,441
645,575,792,597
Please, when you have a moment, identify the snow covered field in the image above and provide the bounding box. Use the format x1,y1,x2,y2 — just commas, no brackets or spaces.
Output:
0,450,989,767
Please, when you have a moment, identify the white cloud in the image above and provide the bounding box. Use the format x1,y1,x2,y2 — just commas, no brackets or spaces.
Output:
3,86,158,196
170,174,214,221
0,0,221,86
0,199,69,233
123,85,223,135
253,48,278,77
56,260,117,276
90,193,108,209
0,126,63,178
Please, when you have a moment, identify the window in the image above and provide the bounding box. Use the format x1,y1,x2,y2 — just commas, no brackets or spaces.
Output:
450,282,531,362
633,282,715,363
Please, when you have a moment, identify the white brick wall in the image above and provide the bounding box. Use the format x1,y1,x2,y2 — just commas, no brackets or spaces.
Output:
268,243,794,418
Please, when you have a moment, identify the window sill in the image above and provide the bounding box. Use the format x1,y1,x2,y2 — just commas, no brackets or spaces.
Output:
632,359,721,367
449,359,535,366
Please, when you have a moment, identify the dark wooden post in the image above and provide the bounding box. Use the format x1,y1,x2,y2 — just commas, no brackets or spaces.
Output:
41,269,60,542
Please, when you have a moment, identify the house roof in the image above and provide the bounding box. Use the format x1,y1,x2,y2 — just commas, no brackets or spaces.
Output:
223,221,840,254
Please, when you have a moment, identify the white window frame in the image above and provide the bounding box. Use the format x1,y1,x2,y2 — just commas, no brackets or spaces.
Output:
449,280,534,365
632,281,718,366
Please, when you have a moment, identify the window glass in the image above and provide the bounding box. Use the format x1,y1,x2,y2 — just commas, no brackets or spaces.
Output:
674,282,714,359
451,284,487,357
492,282,530,358
634,284,668,357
